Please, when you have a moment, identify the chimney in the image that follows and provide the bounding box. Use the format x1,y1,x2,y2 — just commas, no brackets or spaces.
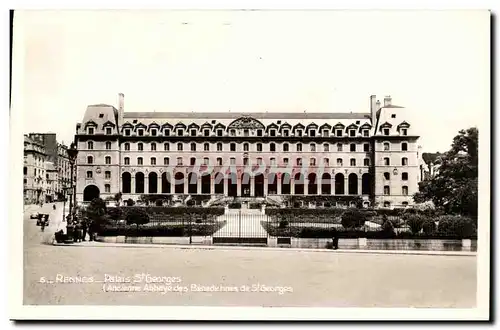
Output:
118,93,124,127
384,95,392,107
370,95,377,124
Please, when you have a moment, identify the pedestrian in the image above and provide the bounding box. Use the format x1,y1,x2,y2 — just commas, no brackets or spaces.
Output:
331,227,339,250
82,218,88,241
76,221,84,243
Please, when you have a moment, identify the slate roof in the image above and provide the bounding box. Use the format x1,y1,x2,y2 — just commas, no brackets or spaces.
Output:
123,112,371,120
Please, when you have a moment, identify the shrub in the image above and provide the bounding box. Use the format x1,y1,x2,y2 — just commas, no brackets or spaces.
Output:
278,220,289,228
437,215,476,238
228,202,241,209
155,200,163,207
126,208,150,229
422,219,437,235
107,207,123,221
186,200,195,207
249,202,261,209
126,198,135,206
406,215,426,235
341,209,367,229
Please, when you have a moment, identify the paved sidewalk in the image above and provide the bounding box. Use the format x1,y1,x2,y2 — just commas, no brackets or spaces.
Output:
51,240,476,257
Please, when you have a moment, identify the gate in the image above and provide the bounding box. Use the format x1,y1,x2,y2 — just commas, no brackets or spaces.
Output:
212,209,269,245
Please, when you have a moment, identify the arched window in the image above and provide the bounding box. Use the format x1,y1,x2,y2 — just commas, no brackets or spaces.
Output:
164,157,169,165
350,158,356,166
204,143,210,151
324,143,329,152
177,143,183,151
105,156,111,164
151,143,156,151
337,158,343,166
383,142,390,151
124,157,130,165
87,141,93,150
151,157,156,165
283,143,289,152
137,157,143,165
384,157,390,165
402,186,409,195
124,143,130,151
243,143,249,151
191,143,196,151
402,157,408,166
138,143,143,151
270,143,276,152
105,184,111,193
401,142,408,151
164,143,169,151
105,142,111,150
87,156,93,164
309,158,316,166
296,143,302,152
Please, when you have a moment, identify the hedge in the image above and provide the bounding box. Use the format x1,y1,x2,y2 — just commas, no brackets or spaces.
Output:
98,221,226,237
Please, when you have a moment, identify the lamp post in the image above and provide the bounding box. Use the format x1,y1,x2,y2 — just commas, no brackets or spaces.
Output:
67,142,78,221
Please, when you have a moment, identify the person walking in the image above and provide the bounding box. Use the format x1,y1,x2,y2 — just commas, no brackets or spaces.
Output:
82,218,88,242
331,227,339,250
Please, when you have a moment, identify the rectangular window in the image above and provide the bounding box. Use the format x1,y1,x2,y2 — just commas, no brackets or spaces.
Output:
165,129,170,136
151,129,157,136
270,130,276,137
257,129,263,137
151,158,156,165
363,143,369,152
217,144,223,151
349,130,356,137
190,158,196,165
296,130,303,137
230,158,236,165
178,129,184,136
217,130,223,137
138,158,143,165
283,158,289,166
243,158,249,165
230,129,236,136
363,130,369,137
230,143,236,152
283,130,289,137
204,129,210,137
350,159,356,166
191,129,197,136
164,143,169,151
244,129,249,137
310,158,316,166
296,158,302,166
124,158,130,165
309,130,316,137
106,127,112,135
125,129,131,136
88,127,94,135
402,186,409,196
105,171,111,179
138,129,144,136
270,158,276,166
204,158,209,165
324,158,329,166
402,128,408,136
336,129,342,136
105,185,110,193
364,158,370,166
217,158,222,165
86,171,93,179
337,144,343,152
384,129,390,135
164,157,169,165
350,144,356,152
323,130,329,137
337,158,343,166
177,157,183,165
384,186,390,195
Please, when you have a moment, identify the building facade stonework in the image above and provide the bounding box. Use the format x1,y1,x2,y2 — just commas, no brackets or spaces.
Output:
24,135,47,204
74,94,420,208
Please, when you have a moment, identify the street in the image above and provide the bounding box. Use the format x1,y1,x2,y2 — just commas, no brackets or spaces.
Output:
23,203,477,307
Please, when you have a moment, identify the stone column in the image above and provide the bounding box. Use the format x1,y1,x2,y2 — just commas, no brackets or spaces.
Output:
236,176,241,197
358,177,363,196
158,175,162,194
250,176,255,196
144,176,149,194
331,176,335,195
304,178,309,195
263,176,268,196
131,177,136,194
344,176,349,195
210,175,215,195
277,177,282,195
197,177,202,194
318,176,323,195
290,178,295,195
183,178,189,194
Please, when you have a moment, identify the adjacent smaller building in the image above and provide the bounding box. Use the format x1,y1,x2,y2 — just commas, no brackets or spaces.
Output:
23,135,47,204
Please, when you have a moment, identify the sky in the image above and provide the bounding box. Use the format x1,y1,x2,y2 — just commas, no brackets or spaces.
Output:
15,10,489,152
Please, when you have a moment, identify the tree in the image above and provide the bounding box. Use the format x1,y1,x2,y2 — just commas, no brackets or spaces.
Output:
107,207,123,221
85,198,108,227
406,215,425,235
414,128,478,216
126,208,150,232
114,192,123,206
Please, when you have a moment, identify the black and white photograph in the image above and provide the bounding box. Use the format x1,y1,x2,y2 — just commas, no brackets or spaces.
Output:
9,9,490,320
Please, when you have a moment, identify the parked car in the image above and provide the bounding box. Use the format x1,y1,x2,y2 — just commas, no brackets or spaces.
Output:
30,212,39,219
36,214,50,226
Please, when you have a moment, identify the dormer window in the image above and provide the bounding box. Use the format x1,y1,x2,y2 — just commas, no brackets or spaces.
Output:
283,130,289,137
217,129,223,137
309,130,316,137
257,129,263,137
88,127,94,135
138,129,144,136
105,127,112,135
383,129,390,136
363,129,369,137
151,129,157,136
296,130,303,137
124,129,131,136
190,129,197,136
270,130,276,137
402,128,408,136
177,129,184,136
244,129,249,137
204,129,210,137
336,129,342,136
165,129,170,136
323,130,329,137
349,130,356,137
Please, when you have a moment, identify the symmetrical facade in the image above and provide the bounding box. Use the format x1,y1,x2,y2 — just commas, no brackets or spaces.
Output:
74,94,420,208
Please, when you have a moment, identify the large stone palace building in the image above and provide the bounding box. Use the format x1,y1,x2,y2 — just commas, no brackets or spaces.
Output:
74,94,421,208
